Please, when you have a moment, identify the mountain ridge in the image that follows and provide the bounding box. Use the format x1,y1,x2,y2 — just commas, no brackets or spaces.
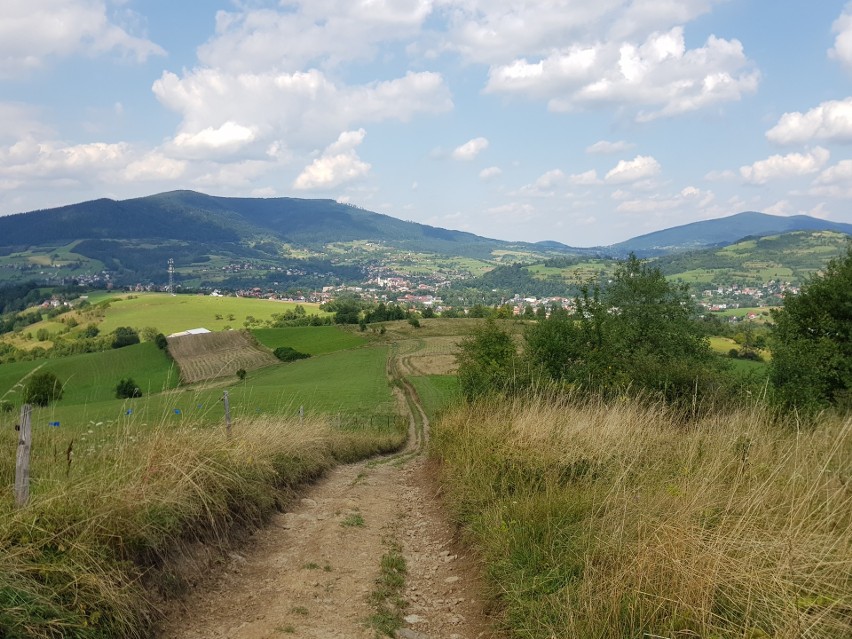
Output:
0,191,849,290
609,211,852,255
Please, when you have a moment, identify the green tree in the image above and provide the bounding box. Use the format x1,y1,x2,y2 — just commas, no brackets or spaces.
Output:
23,371,64,406
601,255,712,399
236,368,247,380
525,255,714,402
456,319,521,400
111,326,140,349
770,246,852,412
115,378,142,399
82,324,100,338
333,302,361,325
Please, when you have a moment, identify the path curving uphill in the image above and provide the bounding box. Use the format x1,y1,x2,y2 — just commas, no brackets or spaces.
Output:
158,349,499,639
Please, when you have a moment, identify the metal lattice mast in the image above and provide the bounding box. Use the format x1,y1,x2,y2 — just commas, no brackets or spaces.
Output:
168,258,175,295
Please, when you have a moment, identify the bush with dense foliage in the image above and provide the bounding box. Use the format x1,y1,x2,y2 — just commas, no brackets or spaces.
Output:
524,255,715,404
22,371,64,406
770,246,851,413
456,319,525,400
115,377,142,399
273,346,311,362
111,326,140,349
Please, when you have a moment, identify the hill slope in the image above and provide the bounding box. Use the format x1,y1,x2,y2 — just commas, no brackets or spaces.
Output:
0,191,848,290
611,211,852,255
0,190,552,260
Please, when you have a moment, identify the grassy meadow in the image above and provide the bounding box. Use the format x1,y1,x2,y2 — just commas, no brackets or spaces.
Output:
432,395,852,639
252,326,367,354
408,375,459,421
95,293,328,336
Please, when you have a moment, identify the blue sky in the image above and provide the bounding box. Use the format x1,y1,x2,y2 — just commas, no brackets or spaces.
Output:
2,0,852,246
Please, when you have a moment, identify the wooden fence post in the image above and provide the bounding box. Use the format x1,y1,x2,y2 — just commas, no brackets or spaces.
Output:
223,391,231,438
15,404,33,507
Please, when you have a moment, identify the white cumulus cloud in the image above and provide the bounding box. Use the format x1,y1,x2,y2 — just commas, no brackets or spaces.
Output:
740,147,830,185
765,98,852,145
293,129,371,190
585,139,635,154
199,1,432,73
830,4,852,72
605,155,661,183
452,137,489,160
479,166,502,180
485,27,758,121
154,68,452,157
0,0,164,77
815,159,852,185
810,160,852,198
615,185,714,213
569,169,601,185
172,122,258,157
123,152,187,182
513,169,566,196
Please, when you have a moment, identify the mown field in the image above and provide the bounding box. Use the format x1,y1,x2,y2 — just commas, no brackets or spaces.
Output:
95,293,328,335
0,292,331,352
252,326,366,354
168,330,279,383
408,375,459,421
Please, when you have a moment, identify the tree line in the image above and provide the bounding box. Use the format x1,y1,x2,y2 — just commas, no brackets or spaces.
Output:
457,249,852,416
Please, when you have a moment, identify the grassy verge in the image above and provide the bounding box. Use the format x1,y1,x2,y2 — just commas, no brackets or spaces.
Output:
431,395,851,638
0,414,406,638
0,345,395,429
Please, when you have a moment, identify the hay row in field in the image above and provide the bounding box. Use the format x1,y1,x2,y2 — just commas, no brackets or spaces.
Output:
168,330,279,383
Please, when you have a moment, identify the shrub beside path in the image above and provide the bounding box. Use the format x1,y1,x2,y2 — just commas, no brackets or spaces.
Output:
158,361,499,639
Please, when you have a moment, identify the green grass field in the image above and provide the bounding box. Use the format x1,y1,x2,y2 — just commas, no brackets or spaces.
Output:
0,345,394,441
0,342,179,407
252,326,366,355
95,293,327,335
408,375,460,421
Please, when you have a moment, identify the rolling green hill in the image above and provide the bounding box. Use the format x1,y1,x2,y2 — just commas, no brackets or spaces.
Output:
0,190,849,292
655,230,851,287
459,231,850,301
611,211,852,255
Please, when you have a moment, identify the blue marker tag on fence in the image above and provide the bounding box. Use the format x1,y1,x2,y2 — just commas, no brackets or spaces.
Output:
49,421,60,427
174,409,182,415
126,409,133,415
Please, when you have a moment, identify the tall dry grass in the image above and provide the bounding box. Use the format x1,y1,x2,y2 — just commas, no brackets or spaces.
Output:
432,395,852,638
0,413,405,638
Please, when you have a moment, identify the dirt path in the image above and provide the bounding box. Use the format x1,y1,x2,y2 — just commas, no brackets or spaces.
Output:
158,364,499,639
